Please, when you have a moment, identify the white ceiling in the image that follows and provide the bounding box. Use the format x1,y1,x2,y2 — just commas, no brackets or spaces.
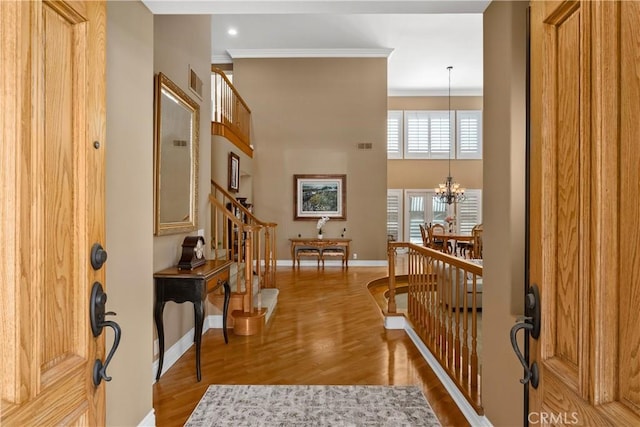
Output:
142,1,490,95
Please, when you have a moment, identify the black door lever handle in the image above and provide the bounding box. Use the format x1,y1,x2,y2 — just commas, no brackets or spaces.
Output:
90,282,122,386
510,321,538,387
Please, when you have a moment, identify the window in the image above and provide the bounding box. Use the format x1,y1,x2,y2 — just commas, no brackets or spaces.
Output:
387,111,403,159
404,111,452,159
456,190,482,233
456,111,483,159
387,110,482,160
386,189,403,242
389,189,483,243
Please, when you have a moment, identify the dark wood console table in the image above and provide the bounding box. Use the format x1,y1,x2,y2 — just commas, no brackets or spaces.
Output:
154,260,232,381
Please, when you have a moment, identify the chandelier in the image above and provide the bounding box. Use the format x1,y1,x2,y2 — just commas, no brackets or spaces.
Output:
434,66,465,205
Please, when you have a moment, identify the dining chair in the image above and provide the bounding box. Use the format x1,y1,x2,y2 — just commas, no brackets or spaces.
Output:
457,223,480,258
429,224,449,253
471,223,484,259
419,224,430,247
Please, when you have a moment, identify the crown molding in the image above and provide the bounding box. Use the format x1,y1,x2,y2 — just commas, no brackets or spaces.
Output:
212,54,233,64
388,88,483,97
227,48,394,59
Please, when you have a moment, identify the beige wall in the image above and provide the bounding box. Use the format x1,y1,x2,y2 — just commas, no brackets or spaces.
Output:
105,2,154,425
387,96,483,191
233,58,388,261
153,15,213,362
482,1,528,425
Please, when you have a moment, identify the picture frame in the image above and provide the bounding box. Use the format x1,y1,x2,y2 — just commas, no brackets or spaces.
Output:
228,152,240,192
294,174,346,220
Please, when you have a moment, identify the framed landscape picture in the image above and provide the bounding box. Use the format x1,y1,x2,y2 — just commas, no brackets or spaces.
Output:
294,174,346,220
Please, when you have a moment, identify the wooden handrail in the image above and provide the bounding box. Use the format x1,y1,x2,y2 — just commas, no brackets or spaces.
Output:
209,179,277,291
211,67,252,157
211,66,252,114
387,241,483,413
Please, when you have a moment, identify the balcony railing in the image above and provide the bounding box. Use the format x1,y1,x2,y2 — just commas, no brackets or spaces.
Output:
387,242,483,413
211,67,252,157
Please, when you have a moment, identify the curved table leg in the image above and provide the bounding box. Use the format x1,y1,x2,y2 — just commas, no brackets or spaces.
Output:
194,300,205,382
154,301,166,380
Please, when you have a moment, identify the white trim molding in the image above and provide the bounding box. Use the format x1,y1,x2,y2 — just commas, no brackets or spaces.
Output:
137,409,156,427
405,325,493,427
227,48,394,59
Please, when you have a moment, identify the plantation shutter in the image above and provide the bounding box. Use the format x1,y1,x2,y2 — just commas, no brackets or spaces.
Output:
387,189,402,242
456,189,482,234
387,111,403,159
405,111,452,158
456,110,483,159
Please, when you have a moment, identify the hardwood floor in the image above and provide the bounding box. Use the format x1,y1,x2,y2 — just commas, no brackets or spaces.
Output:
153,265,469,427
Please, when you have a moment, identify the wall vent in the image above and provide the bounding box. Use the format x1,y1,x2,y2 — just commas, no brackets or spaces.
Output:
357,142,373,150
189,66,203,100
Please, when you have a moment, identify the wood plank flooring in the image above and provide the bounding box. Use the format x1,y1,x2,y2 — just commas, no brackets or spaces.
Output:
153,265,469,427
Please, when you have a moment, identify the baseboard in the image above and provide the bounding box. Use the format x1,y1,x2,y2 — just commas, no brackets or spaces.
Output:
404,325,493,427
137,409,156,426
152,327,196,382
384,315,406,330
152,313,248,381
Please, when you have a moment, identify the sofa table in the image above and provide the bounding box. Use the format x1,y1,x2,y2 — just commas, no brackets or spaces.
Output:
154,260,232,381
289,237,351,268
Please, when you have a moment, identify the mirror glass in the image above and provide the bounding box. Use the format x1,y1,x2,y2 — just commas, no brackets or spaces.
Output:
154,72,200,235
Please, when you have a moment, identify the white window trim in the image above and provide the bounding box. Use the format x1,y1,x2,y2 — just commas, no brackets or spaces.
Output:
387,109,483,160
403,110,453,160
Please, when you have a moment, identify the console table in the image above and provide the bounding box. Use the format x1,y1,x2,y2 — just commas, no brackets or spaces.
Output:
289,237,351,268
154,260,232,381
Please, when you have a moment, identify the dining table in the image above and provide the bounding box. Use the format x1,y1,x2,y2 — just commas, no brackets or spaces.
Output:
432,231,474,256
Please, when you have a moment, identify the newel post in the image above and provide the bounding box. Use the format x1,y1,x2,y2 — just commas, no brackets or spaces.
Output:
387,244,397,314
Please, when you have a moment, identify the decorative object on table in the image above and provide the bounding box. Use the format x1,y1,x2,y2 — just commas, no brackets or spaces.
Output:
178,235,206,270
294,174,346,220
316,216,330,239
445,216,455,233
154,72,200,236
228,152,240,193
434,66,466,205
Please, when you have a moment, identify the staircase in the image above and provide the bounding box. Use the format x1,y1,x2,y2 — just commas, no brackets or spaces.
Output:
209,179,278,335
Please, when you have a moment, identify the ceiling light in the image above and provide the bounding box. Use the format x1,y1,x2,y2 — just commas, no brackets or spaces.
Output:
227,28,238,36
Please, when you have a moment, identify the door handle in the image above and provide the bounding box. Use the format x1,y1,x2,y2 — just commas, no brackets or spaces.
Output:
90,282,122,386
509,284,540,388
510,321,539,388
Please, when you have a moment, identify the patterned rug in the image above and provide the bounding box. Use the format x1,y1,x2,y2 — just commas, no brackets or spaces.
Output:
185,385,442,427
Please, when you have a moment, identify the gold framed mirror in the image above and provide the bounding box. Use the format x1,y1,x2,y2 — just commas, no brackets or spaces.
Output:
154,72,200,235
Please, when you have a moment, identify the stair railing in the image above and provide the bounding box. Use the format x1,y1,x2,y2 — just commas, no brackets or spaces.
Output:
209,179,277,294
387,241,483,413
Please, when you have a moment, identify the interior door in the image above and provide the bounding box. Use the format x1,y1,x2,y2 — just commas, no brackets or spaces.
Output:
529,1,640,425
0,1,107,425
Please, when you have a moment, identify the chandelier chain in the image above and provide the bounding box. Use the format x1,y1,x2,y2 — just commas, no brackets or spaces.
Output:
435,66,466,205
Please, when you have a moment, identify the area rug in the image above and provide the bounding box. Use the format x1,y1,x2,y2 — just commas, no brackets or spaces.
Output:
184,385,442,426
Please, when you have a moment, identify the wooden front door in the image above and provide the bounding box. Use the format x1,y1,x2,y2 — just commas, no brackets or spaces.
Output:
1,1,107,425
529,1,640,425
